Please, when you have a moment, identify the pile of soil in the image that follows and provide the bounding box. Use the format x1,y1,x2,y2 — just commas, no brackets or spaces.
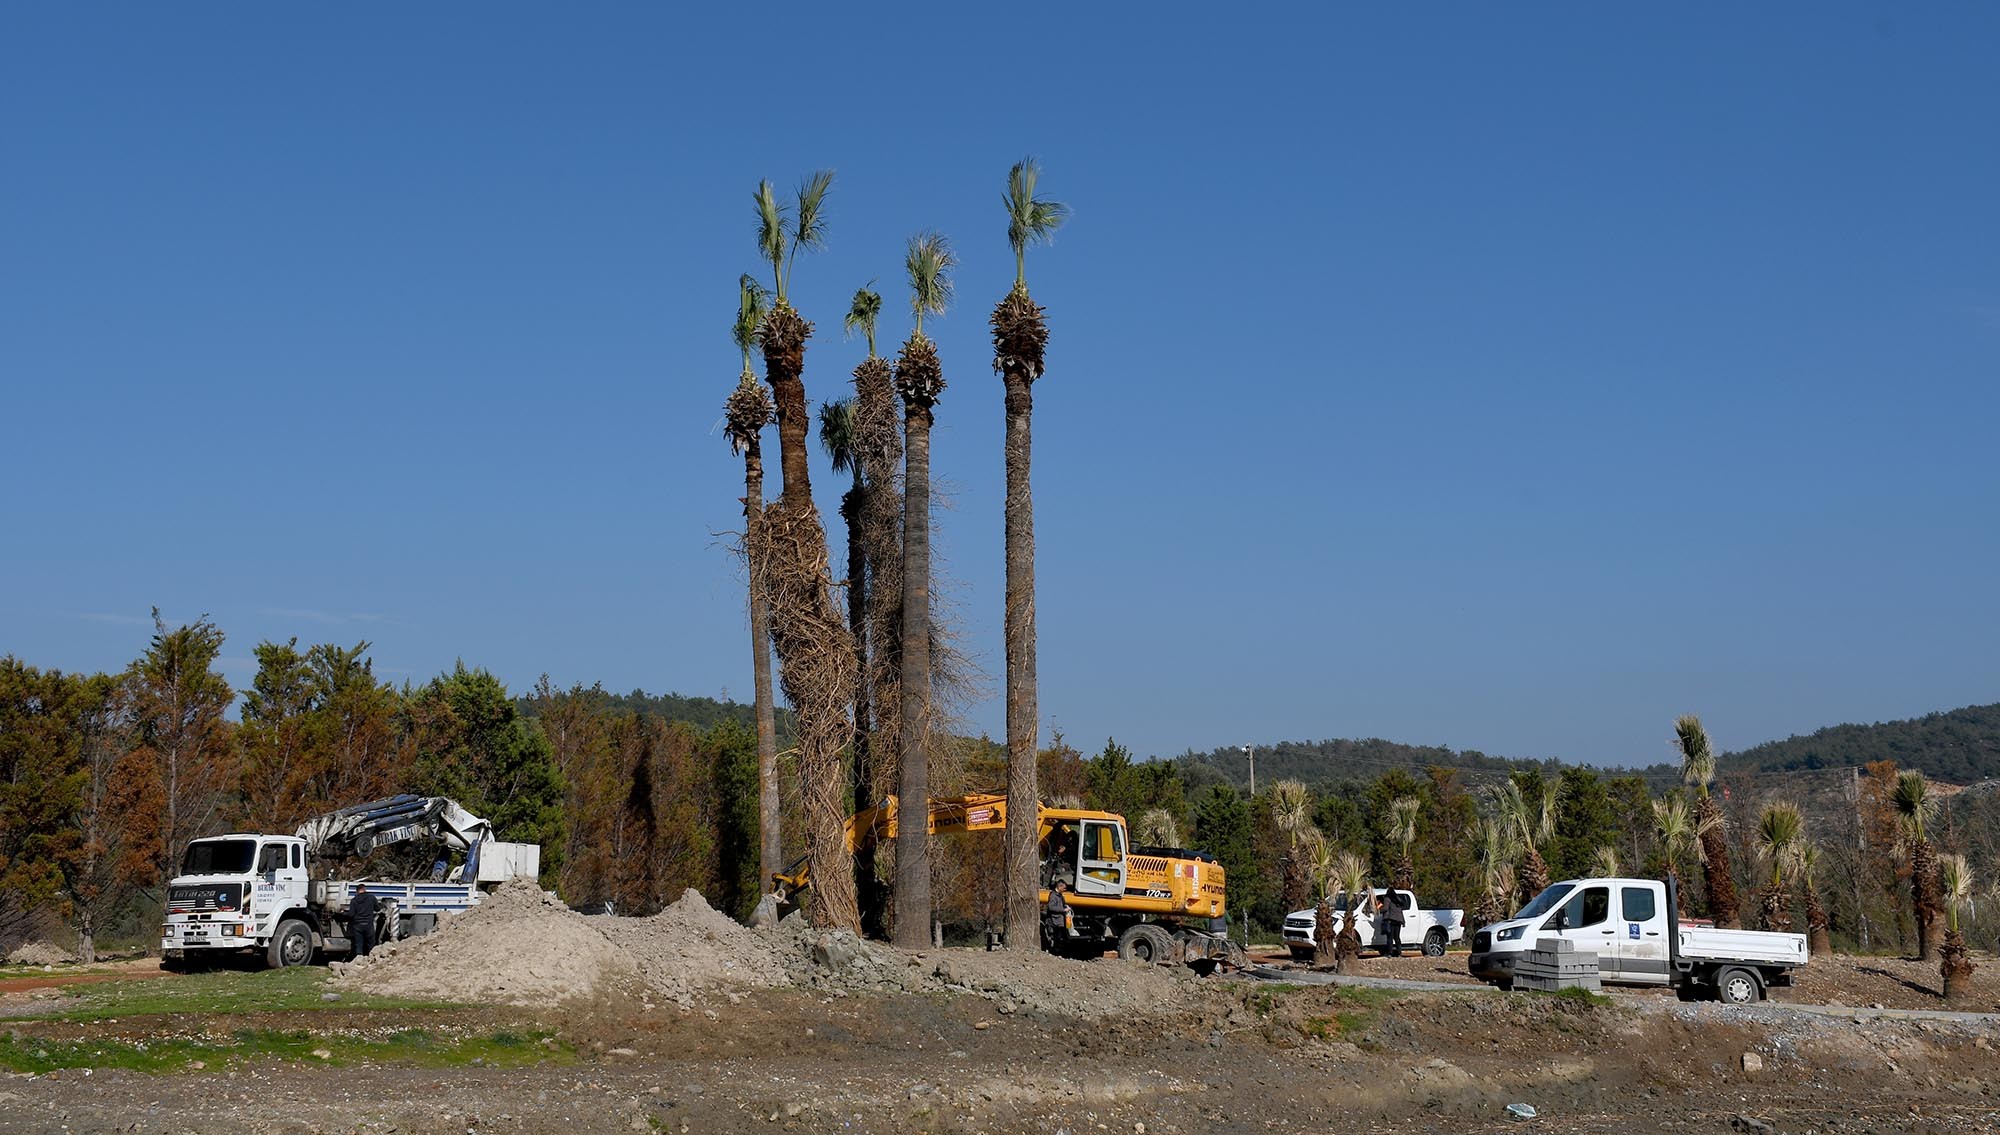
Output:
5,941,75,966
1788,949,2000,1012
592,889,791,1007
333,878,638,1006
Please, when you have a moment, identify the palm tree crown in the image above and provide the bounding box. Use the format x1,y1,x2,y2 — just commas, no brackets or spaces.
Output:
818,398,855,476
1384,795,1421,848
904,230,955,336
1891,770,1938,842
845,285,883,358
1938,853,1974,932
754,170,834,306
734,274,770,375
1004,157,1070,292
1675,714,1716,794
1755,802,1805,888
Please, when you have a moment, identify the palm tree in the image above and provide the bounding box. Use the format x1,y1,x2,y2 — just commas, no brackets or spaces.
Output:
996,159,1070,949
752,171,859,930
1891,770,1942,961
1136,808,1179,848
845,285,902,823
891,229,954,950
1676,714,1739,927
1652,793,1706,918
1302,829,1337,967
1384,795,1421,892
1470,815,1516,937
1592,847,1621,879
1495,779,1559,906
818,396,882,934
1937,853,1975,1002
723,274,781,889
1753,802,1804,932
1797,843,1832,958
1270,779,1314,913
1332,849,1369,972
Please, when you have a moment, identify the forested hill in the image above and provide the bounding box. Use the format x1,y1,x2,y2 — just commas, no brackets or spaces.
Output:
1172,737,1566,790
1712,702,2000,782
517,686,797,746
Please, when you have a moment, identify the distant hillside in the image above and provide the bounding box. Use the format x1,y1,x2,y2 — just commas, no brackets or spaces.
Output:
518,687,797,748
1715,702,2000,782
1171,737,1565,792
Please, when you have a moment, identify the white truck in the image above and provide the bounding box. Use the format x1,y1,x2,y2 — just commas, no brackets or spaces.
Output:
1282,888,1467,959
1468,876,1809,1003
161,795,540,970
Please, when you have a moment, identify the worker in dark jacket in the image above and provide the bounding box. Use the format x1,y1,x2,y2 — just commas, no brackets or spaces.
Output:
348,884,379,958
1041,880,1070,952
1376,886,1405,957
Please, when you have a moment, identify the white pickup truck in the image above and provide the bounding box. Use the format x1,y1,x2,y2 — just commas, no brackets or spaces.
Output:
1468,876,1808,1003
1282,888,1466,959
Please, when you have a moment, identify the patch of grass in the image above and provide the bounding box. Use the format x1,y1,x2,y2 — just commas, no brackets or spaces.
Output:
0,1027,571,1075
0,966,445,1022
1540,986,1612,1008
1327,984,1404,1009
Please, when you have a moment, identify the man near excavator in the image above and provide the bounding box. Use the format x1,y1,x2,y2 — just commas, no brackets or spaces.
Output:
1041,879,1070,951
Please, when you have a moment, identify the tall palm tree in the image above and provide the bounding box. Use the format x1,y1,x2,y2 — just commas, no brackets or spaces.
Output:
723,274,781,889
995,159,1070,948
891,230,954,950
1797,843,1832,958
752,172,859,930
1937,853,1975,1002
1384,795,1421,891
1270,779,1313,913
1301,829,1336,967
846,285,902,824
1470,815,1516,936
1332,849,1370,972
1676,714,1739,927
1753,802,1804,931
818,396,882,935
1891,770,1942,961
1495,779,1559,906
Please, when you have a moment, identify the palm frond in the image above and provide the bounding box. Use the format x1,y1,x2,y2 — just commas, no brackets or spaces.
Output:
1891,770,1938,836
1004,157,1070,289
1675,714,1715,791
1756,801,1806,885
753,180,791,298
1136,808,1180,848
1593,846,1621,878
1334,850,1369,905
818,398,855,473
1270,779,1312,839
1533,780,1563,847
733,274,770,368
793,169,835,253
904,230,955,333
844,284,882,356
1383,795,1421,847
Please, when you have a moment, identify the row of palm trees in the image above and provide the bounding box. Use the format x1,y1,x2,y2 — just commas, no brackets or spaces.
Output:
724,162,1068,948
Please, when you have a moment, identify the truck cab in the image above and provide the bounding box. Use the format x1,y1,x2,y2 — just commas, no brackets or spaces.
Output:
164,835,310,964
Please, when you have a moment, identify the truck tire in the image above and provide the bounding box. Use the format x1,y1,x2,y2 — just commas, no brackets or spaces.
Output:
1116,923,1176,964
1715,966,1762,1005
267,919,314,969
1422,929,1448,957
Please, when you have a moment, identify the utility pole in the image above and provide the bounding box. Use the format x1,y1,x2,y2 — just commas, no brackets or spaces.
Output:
1242,744,1255,796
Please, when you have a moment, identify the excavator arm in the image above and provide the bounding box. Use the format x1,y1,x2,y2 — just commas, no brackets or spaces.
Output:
773,793,1020,900
294,794,494,865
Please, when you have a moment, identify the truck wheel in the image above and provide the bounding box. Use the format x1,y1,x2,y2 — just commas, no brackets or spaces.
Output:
267,919,314,969
1116,924,1175,964
1715,967,1762,1005
1422,929,1448,957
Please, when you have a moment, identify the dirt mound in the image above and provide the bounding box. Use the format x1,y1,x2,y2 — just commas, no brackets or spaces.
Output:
591,889,791,1007
5,941,75,966
333,878,637,1006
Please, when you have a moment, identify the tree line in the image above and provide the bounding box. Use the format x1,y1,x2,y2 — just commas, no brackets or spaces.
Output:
0,615,765,961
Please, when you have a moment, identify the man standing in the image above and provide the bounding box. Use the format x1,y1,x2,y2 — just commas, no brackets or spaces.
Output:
1377,886,1406,958
1042,880,1070,952
349,884,379,958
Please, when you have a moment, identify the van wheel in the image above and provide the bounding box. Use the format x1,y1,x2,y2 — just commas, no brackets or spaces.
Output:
267,919,314,969
1422,929,1448,957
1715,967,1762,1005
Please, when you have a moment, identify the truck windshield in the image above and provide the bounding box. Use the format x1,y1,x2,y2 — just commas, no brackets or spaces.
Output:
181,839,257,875
1513,882,1576,922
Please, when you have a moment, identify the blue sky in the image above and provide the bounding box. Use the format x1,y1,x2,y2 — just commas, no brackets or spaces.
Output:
4,5,1996,766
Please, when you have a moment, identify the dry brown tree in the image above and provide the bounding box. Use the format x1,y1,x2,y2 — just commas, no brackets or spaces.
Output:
753,172,858,930
724,275,782,889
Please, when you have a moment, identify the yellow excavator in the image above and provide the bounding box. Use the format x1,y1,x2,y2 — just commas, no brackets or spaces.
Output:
772,793,1245,971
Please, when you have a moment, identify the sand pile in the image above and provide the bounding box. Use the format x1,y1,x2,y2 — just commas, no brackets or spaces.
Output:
333,878,637,1006
591,889,791,1007
5,941,75,966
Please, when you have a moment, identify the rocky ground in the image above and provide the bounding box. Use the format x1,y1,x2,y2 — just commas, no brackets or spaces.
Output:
3,894,1996,1134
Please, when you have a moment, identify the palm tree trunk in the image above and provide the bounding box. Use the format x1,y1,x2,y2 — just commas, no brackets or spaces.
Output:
1758,886,1791,932
1911,839,1940,961
1803,881,1831,957
894,386,937,950
1517,847,1549,908
1394,850,1414,893
1002,369,1040,947
1939,928,1973,1003
744,445,781,890
760,306,859,931
853,357,903,811
842,482,885,937
1313,898,1336,967
1695,795,1739,928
